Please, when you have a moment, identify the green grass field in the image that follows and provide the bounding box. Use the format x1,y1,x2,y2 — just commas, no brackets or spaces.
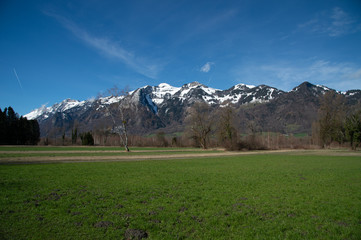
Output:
0,149,360,239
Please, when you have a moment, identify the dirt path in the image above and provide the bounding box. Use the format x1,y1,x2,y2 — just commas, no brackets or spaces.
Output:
0,149,206,154
0,149,360,164
0,150,285,164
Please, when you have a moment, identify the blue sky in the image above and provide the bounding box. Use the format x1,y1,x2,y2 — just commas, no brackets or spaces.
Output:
1,0,361,115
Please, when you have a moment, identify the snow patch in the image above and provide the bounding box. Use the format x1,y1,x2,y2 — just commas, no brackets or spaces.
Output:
62,100,86,111
100,96,123,105
316,85,331,91
151,83,181,104
157,83,180,95
178,82,219,99
24,104,50,120
202,86,219,95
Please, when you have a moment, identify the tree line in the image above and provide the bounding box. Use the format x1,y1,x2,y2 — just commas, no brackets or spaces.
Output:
314,91,361,150
0,107,40,145
184,102,269,150
181,91,361,150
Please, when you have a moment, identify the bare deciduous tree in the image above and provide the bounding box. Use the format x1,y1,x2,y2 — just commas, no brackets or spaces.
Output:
100,86,131,152
185,102,213,149
216,106,238,150
318,91,346,148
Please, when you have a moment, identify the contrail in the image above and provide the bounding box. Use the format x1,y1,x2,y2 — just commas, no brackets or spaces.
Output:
13,68,23,89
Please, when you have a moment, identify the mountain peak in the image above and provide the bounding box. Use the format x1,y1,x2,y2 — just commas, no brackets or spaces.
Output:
186,81,204,88
289,81,336,99
300,81,314,87
234,83,256,90
158,83,172,88
156,83,180,93
291,81,316,92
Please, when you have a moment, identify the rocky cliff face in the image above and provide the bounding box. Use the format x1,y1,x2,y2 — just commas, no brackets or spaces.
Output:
25,81,361,137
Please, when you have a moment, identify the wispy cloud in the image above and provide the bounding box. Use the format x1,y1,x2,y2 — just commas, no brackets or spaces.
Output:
298,7,361,37
233,59,361,91
268,60,361,90
44,12,161,79
200,62,214,73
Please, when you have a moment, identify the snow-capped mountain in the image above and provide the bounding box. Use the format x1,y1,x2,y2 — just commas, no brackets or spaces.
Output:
25,81,361,137
25,81,281,120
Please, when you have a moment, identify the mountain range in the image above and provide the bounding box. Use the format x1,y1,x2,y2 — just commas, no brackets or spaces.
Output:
25,81,361,138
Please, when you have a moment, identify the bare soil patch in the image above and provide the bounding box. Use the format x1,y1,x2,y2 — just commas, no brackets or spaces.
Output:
0,149,203,154
0,150,283,164
124,229,148,239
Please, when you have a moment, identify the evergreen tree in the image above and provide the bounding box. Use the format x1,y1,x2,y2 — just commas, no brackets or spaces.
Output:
80,132,94,146
5,107,19,144
72,128,78,145
0,109,6,144
345,112,361,150
29,120,40,145
0,107,40,145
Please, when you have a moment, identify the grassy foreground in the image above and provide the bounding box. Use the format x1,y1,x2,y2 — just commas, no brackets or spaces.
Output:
0,153,361,239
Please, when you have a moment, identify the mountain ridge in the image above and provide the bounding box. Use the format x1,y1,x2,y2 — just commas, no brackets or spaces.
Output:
25,81,361,137
25,81,288,120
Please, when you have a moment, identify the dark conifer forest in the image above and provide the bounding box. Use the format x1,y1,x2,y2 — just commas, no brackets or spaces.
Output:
0,107,40,145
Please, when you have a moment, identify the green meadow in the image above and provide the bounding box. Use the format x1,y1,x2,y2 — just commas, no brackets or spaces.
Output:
0,150,360,239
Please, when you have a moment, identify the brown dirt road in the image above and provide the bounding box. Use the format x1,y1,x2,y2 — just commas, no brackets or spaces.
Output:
0,149,360,164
